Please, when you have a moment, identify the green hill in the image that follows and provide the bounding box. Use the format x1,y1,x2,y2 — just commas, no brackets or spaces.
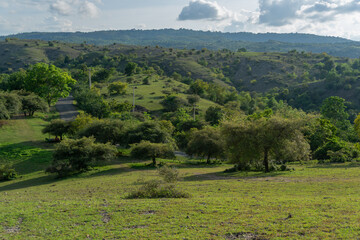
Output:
1,39,360,113
2,29,360,58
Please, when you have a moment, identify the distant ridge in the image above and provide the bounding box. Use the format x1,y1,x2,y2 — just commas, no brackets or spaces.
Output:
1,29,359,58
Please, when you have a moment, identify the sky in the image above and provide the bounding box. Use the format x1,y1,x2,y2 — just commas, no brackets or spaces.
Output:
1,0,360,40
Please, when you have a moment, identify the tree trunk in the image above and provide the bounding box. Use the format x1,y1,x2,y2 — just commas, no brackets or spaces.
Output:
263,148,270,173
207,154,211,164
152,157,156,166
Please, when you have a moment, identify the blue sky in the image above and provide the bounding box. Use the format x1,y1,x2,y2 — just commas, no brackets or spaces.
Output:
1,0,360,40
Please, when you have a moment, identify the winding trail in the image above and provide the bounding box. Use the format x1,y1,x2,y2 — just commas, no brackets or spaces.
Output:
55,95,79,121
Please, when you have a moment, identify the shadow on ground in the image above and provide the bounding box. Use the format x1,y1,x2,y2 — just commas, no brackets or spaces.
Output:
0,175,58,192
182,171,285,182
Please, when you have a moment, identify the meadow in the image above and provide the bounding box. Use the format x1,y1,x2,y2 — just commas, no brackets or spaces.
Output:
1,117,360,239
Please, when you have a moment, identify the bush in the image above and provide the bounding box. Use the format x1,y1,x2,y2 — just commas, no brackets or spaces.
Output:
46,137,117,177
0,164,17,181
42,119,70,140
108,82,127,95
126,166,189,199
21,93,48,116
78,119,128,145
158,165,179,183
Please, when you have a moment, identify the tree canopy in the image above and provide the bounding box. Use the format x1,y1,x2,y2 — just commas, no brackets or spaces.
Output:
24,63,76,106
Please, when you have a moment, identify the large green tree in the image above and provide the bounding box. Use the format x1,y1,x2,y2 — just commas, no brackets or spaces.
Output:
222,116,307,172
186,127,225,163
320,96,349,127
25,63,76,106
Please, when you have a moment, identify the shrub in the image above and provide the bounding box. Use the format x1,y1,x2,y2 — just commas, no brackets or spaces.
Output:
158,165,179,183
130,141,175,165
126,166,189,199
42,119,70,140
46,137,117,177
108,82,127,95
0,164,17,181
21,93,48,116
78,119,128,145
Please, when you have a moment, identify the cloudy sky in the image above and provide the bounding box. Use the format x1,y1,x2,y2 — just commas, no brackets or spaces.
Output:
1,0,360,40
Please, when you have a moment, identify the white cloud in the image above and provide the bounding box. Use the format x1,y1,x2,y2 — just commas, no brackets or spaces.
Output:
178,0,233,21
50,0,73,16
79,1,100,18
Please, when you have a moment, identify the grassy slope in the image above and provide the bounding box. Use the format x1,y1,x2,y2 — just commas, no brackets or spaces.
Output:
1,117,360,239
103,74,218,115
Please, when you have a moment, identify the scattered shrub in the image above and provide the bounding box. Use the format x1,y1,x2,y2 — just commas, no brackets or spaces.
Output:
0,164,17,181
46,137,117,177
126,166,189,199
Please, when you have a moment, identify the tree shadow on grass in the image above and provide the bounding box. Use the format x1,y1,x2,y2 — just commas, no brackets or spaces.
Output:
182,171,285,182
0,175,58,192
0,142,53,175
308,162,360,169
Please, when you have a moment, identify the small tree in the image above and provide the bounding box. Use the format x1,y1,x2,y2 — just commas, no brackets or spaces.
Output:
42,119,70,140
320,96,349,128
186,127,224,163
130,141,175,165
21,93,48,116
124,62,138,76
108,82,127,95
125,121,175,146
0,92,22,116
161,95,187,112
79,119,128,145
222,116,307,172
46,137,117,177
205,106,224,125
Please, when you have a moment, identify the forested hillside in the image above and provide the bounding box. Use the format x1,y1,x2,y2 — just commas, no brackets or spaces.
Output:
2,29,360,58
1,38,360,115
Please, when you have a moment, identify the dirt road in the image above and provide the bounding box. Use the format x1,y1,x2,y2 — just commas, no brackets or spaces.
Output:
55,95,79,121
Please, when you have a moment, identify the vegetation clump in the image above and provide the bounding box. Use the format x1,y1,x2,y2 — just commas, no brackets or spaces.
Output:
46,137,117,177
0,164,17,181
127,166,189,199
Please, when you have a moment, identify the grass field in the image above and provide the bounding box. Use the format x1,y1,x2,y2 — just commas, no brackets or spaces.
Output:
1,117,360,239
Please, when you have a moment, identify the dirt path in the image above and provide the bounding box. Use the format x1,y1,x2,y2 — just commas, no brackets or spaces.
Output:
55,95,78,121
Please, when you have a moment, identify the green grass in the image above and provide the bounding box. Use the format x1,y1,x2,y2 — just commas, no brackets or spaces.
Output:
2,117,360,239
104,75,218,114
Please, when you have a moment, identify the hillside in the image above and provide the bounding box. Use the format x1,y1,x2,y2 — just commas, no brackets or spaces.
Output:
1,39,360,113
2,29,360,58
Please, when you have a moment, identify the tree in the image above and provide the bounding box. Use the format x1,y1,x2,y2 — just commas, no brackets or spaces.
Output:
189,79,208,96
205,106,224,125
320,96,349,127
79,119,128,145
1,69,27,91
0,101,10,120
0,92,21,117
186,127,224,163
92,68,115,82
161,94,187,112
21,93,48,116
187,95,200,105
73,89,110,118
108,82,127,95
24,63,76,106
130,141,175,165
222,116,307,172
125,121,175,147
46,137,117,177
42,119,70,140
124,62,138,76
